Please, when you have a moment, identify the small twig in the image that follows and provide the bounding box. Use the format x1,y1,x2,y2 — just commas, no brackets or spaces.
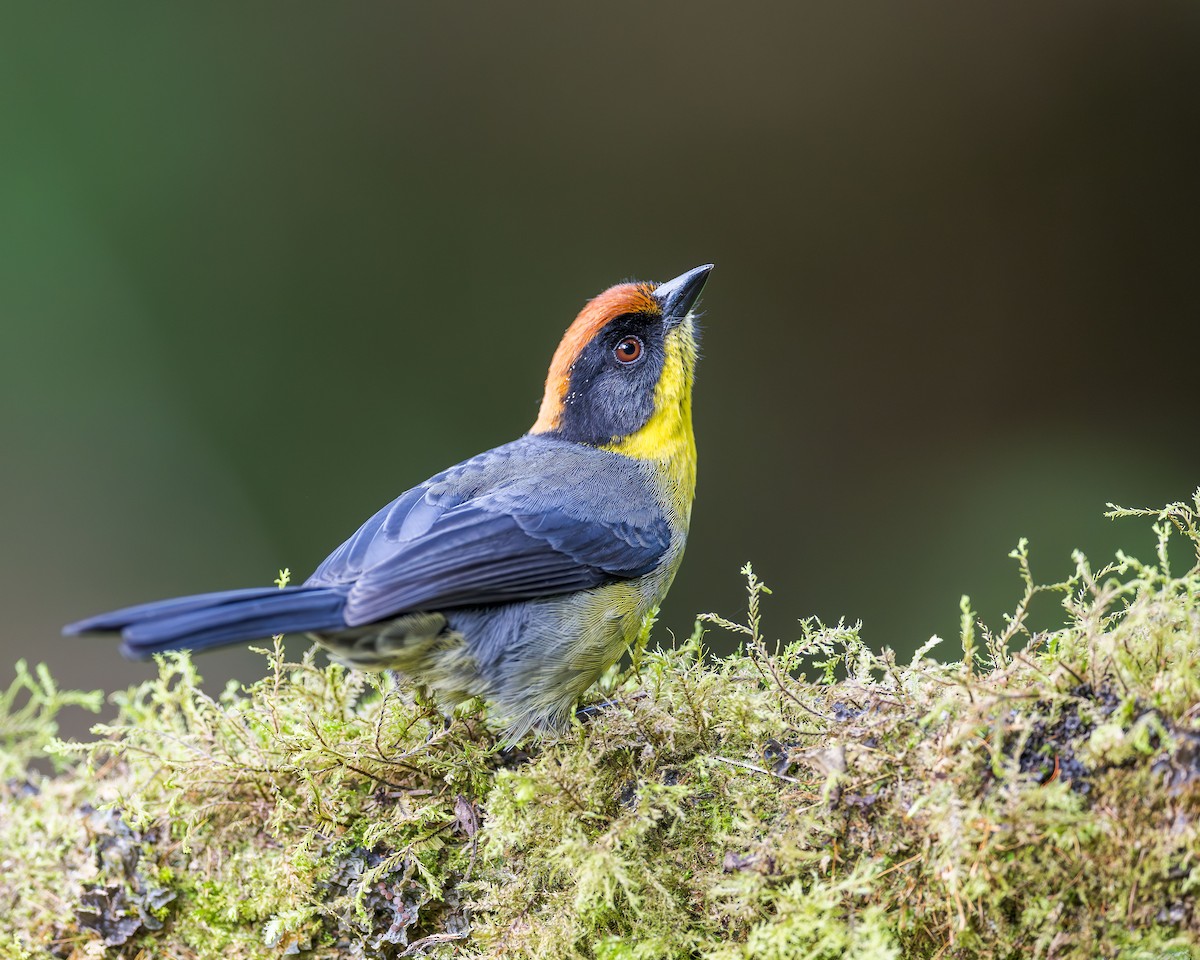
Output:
401,933,467,956
711,755,802,785
1127,847,1147,920
1056,659,1086,686
875,852,924,881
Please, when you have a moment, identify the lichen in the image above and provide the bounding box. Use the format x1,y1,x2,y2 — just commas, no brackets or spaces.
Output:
3,493,1200,958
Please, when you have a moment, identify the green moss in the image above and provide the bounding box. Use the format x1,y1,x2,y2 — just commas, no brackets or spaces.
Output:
4,493,1200,958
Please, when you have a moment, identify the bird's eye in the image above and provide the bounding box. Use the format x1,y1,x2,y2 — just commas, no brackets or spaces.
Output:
614,336,643,364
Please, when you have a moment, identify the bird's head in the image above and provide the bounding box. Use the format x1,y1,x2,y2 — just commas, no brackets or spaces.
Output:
530,264,713,462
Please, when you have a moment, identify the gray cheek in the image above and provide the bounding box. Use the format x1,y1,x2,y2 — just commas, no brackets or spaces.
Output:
591,375,655,440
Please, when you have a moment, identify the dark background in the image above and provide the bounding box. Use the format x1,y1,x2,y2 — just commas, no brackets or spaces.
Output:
3,4,1197,736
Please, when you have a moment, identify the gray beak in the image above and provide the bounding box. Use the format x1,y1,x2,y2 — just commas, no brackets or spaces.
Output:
654,264,714,327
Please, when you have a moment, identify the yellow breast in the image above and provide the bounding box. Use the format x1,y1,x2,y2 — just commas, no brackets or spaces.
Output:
601,319,698,521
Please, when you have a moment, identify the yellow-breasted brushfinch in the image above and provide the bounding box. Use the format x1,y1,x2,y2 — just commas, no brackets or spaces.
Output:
66,264,713,736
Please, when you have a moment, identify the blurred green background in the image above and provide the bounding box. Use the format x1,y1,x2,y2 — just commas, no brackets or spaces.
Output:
3,4,1197,735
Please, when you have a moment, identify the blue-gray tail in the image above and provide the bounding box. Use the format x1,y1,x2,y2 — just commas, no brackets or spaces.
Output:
63,586,348,659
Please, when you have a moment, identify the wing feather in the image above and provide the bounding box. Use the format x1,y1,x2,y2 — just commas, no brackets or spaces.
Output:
305,437,671,627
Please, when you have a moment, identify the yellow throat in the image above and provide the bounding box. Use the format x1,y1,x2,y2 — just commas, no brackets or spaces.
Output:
601,319,698,519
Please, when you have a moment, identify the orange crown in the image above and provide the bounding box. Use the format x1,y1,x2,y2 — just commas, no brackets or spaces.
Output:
530,282,659,434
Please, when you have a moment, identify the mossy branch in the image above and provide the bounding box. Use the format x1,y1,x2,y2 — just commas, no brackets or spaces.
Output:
4,492,1200,958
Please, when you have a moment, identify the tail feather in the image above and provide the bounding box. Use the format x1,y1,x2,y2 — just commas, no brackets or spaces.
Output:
64,586,348,659
64,587,297,633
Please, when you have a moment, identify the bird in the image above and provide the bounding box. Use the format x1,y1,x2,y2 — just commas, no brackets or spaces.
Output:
65,264,713,738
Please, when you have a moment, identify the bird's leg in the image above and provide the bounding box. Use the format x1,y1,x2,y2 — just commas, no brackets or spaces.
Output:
575,698,619,722
576,690,649,722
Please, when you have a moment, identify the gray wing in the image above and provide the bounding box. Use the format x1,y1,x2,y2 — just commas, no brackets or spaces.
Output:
305,437,672,627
